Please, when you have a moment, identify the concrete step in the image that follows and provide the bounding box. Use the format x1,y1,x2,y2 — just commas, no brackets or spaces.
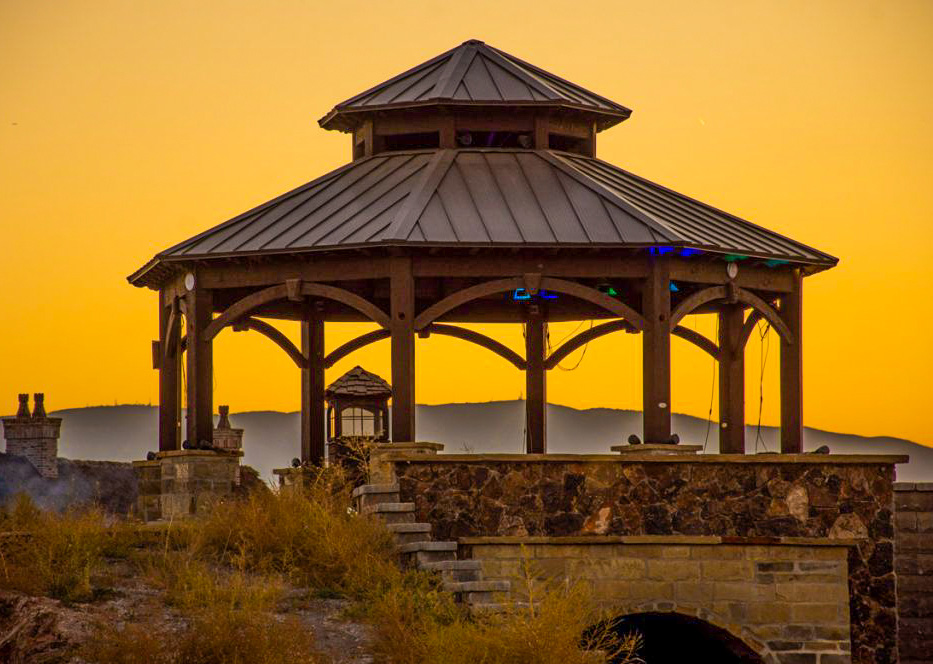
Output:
420,559,484,582
352,483,400,509
362,502,415,524
398,540,458,567
386,522,432,545
442,579,511,595
469,601,534,614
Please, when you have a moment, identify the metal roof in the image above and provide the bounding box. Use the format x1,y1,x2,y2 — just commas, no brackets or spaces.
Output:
326,366,392,399
319,40,631,131
130,147,835,287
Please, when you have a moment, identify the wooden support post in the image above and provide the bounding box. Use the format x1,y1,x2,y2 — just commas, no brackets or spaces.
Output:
779,271,804,453
185,287,214,447
158,295,181,451
301,308,326,464
524,306,547,453
718,304,746,454
642,259,672,443
390,257,416,442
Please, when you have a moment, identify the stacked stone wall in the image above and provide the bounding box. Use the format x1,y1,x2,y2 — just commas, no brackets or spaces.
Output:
894,482,933,664
466,538,852,663
393,456,900,664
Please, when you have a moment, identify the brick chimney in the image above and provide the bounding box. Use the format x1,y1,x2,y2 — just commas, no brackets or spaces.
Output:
2,393,63,479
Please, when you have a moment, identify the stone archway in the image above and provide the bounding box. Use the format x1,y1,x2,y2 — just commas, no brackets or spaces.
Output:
593,604,775,664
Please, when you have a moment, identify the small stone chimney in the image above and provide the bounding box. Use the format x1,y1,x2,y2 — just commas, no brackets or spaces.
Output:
2,393,63,479
212,405,243,451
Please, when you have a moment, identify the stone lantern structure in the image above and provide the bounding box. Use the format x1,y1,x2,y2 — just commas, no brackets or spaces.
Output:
2,393,62,479
326,366,390,465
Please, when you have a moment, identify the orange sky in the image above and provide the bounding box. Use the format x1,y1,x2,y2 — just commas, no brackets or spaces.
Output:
1,1,931,446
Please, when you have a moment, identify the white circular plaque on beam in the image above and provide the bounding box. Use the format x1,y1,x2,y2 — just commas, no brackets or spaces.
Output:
184,273,196,291
726,262,739,280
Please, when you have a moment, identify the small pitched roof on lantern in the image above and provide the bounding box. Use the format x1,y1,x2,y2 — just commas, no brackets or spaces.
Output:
318,39,632,133
325,366,392,400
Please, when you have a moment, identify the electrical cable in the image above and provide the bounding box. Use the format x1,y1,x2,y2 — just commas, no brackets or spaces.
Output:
702,315,718,452
754,319,772,453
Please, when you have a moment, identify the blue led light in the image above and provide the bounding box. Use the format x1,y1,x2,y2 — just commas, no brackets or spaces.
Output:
679,248,702,257
649,247,676,256
540,290,559,300
512,289,532,301
669,281,680,292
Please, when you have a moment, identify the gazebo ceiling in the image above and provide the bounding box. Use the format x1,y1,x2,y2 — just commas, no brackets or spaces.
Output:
129,148,836,288
318,39,632,133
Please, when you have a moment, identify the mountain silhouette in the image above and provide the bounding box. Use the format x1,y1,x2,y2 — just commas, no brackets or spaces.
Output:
6,402,927,484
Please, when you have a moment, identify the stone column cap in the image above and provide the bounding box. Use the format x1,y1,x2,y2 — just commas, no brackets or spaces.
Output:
611,443,702,455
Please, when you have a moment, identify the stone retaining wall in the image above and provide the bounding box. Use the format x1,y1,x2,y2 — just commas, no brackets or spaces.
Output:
894,482,933,664
391,454,904,664
463,537,853,664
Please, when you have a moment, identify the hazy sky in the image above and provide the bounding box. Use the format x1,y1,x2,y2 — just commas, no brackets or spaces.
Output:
1,1,931,446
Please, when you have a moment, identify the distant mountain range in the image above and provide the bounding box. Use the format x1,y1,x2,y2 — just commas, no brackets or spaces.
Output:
11,402,929,483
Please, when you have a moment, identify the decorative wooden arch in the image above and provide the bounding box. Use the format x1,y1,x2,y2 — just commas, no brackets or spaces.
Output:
545,320,634,370
180,317,309,369
421,323,527,370
413,275,647,331
671,325,721,361
736,309,765,355
324,329,391,369
203,281,390,341
322,323,527,371
669,285,792,343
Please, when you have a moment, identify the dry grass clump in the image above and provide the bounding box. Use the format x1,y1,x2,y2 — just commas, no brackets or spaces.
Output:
191,467,401,598
368,561,642,664
0,493,132,603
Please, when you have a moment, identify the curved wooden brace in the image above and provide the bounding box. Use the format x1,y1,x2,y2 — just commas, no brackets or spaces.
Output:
414,277,523,330
669,286,728,329
672,325,721,361
669,285,793,344
180,317,308,369
324,329,391,369
244,318,308,369
204,284,288,341
204,282,391,341
544,320,634,370
414,276,647,331
299,282,390,330
540,277,647,330
424,323,527,370
736,310,764,355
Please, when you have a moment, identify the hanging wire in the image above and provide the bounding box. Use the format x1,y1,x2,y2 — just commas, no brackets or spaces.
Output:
702,315,719,452
754,319,772,453
555,320,594,372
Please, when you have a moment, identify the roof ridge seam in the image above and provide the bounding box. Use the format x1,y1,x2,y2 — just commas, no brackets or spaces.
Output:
432,44,477,99
541,151,681,243
386,150,458,241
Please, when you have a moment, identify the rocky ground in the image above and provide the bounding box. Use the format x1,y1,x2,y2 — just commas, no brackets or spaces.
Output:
0,559,374,664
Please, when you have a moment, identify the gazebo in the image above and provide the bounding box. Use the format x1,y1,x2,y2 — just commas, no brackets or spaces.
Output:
130,39,837,463
326,366,391,443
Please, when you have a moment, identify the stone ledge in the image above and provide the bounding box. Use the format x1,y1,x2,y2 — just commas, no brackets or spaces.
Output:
156,449,244,458
387,452,908,465
459,535,861,547
895,482,933,491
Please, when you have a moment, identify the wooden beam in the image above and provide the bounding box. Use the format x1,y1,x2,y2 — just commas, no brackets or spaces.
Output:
642,259,672,443
198,256,391,289
423,323,527,370
525,307,547,453
412,254,650,279
301,309,326,464
414,277,523,330
736,310,764,355
672,325,721,361
158,294,181,451
718,304,746,454
779,271,804,453
324,329,391,369
243,318,308,369
669,284,793,343
540,277,646,329
545,319,635,370
390,257,416,442
668,258,795,292
185,287,213,447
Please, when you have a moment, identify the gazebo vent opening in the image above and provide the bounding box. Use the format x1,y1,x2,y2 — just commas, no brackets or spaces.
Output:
131,38,837,465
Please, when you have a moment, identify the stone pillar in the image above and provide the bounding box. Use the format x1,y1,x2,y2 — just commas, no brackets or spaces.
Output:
157,450,242,520
212,405,244,451
2,393,62,479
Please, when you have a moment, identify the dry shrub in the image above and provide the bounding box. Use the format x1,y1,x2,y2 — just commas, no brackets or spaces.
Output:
79,622,171,664
80,611,321,664
369,560,642,664
0,494,126,603
192,467,400,598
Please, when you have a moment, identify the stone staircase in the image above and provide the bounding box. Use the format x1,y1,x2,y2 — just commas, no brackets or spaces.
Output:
352,483,510,609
